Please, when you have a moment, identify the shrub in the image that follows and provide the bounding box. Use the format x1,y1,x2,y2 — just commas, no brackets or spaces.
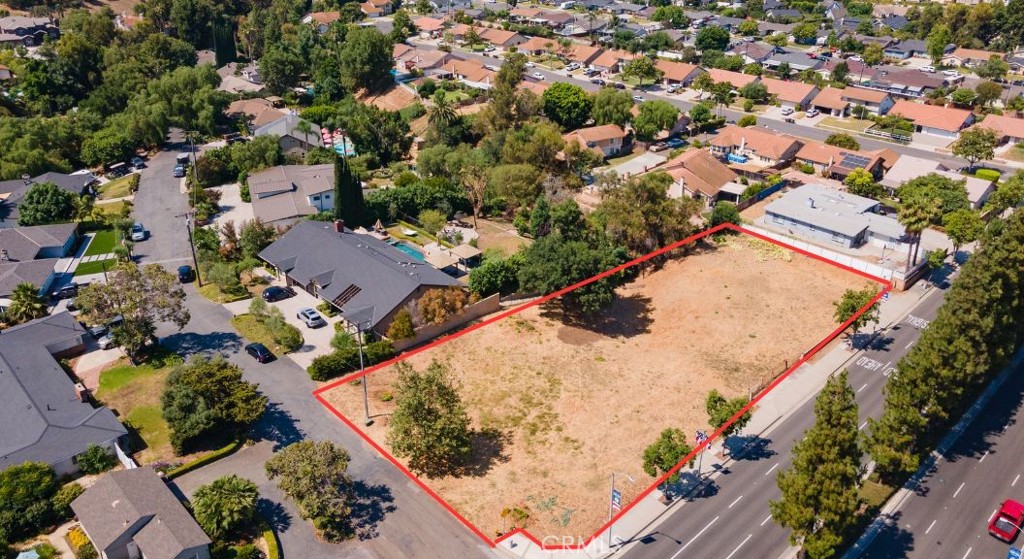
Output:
240,182,251,203
365,340,395,364
316,301,337,317
330,329,355,351
234,544,261,559
272,322,303,352
307,348,359,381
166,440,244,479
418,78,437,96
261,519,280,559
387,309,416,340
52,483,85,519
973,168,1001,182
33,543,59,559
68,526,98,559
418,288,468,325
799,162,816,174
76,444,117,475
737,115,757,127
743,99,754,112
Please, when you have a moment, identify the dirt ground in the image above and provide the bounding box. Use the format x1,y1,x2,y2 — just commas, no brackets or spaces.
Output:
322,235,869,540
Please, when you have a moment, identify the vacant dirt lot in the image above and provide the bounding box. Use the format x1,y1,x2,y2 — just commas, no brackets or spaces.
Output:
323,234,870,540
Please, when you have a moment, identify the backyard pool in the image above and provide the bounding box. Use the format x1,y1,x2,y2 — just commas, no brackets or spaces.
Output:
390,241,424,261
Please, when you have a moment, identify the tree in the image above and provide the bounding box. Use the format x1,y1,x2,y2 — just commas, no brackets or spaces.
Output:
388,360,472,476
951,87,978,108
825,133,860,150
460,163,488,228
192,475,259,538
770,371,861,559
737,114,757,127
651,5,690,28
833,286,880,334
709,201,741,226
706,389,752,441
739,81,768,103
688,103,712,130
468,254,521,297
239,218,278,259
542,82,594,130
595,172,700,257
345,104,412,167
75,444,116,475
942,208,985,254
898,173,971,218
632,100,679,141
0,462,57,541
332,154,367,227
75,263,190,359
831,61,850,83
766,33,788,47
862,43,884,67
692,72,715,99
265,440,354,542
642,428,694,485
953,127,998,171
621,56,664,88
387,308,415,340
775,61,791,78
792,23,817,44
696,25,730,51
737,18,760,36
18,182,75,226
258,45,304,95
339,27,394,93
843,168,884,199
710,82,735,116
976,55,1009,80
417,208,446,236
975,80,1003,108
427,92,458,129
5,282,47,325
926,24,952,64
986,171,1024,214
518,230,624,314
418,287,468,325
591,87,634,127
897,190,943,269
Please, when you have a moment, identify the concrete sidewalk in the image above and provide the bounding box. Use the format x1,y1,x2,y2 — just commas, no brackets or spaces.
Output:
496,282,937,559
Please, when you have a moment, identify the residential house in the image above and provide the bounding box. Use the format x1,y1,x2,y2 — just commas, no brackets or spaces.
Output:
302,11,341,32
248,164,335,225
0,16,58,47
253,114,325,155
478,28,527,51
563,124,629,157
877,15,909,31
711,17,745,32
226,98,286,129
660,148,742,206
794,141,886,180
889,100,975,139
0,172,96,229
397,47,450,72
518,35,564,56
590,49,637,73
942,47,1004,67
565,44,604,67
360,0,394,17
414,16,446,37
765,8,802,20
761,77,819,110
879,155,993,208
656,60,704,87
72,468,211,559
867,68,948,99
1007,53,1024,74
1,312,128,475
758,22,796,37
883,39,927,60
440,57,496,88
216,63,265,94
0,223,78,262
855,34,895,50
259,221,462,336
810,86,893,117
709,125,803,171
764,49,824,73
607,2,645,15
969,114,1024,145
764,183,906,249
729,42,778,65
818,58,878,84
706,68,759,90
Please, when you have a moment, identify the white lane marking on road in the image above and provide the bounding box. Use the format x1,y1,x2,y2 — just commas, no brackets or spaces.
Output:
672,516,719,558
729,495,743,509
953,482,966,498
858,383,868,393
859,421,868,431
905,341,915,350
1013,474,1020,487
725,534,753,559
980,451,989,463
765,463,779,476
761,515,773,527
925,520,937,535
962,546,972,559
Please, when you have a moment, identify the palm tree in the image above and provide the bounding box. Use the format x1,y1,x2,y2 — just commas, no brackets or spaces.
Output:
897,194,942,270
428,91,458,127
5,282,47,325
73,194,96,223
192,475,259,538
295,119,314,152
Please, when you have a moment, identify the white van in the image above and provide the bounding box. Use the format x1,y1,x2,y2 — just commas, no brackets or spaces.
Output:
559,1,575,8
920,65,936,73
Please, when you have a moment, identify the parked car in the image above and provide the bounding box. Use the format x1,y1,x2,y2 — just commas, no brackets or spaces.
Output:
173,165,186,178
566,62,581,71
590,78,606,85
611,82,626,89
97,332,116,350
805,108,820,117
262,286,296,302
130,156,146,169
648,142,668,152
666,138,685,149
296,307,327,328
784,117,796,123
666,84,679,93
781,107,794,116
525,61,535,67
51,283,82,300
942,69,959,77
245,342,274,363
989,499,1024,543
176,153,191,166
177,265,194,283
105,162,129,179
532,71,545,80
920,65,936,73
130,222,147,241
632,95,645,102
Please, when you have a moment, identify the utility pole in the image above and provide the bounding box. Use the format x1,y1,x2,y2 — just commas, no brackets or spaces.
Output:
354,318,373,426
184,213,203,287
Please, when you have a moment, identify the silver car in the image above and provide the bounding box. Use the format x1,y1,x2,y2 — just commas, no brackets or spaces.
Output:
296,307,326,328
130,222,146,241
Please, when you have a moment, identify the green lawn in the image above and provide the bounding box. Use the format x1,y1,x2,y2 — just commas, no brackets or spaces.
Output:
75,258,117,276
84,229,117,256
96,200,131,217
197,283,250,304
818,116,873,133
124,405,170,456
96,174,137,200
231,314,291,354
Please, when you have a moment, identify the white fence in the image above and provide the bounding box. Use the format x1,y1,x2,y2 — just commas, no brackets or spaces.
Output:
744,225,896,281
114,439,138,469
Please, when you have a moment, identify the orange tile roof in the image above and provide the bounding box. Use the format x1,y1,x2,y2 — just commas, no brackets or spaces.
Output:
890,100,974,132
760,77,818,104
479,27,521,46
660,148,738,197
308,11,340,24
414,16,446,32
656,60,703,83
591,49,637,69
950,47,1004,62
811,87,849,111
840,86,889,104
393,43,414,59
796,141,881,170
566,44,603,65
518,36,561,53
971,114,1024,140
710,125,802,160
573,124,627,143
706,69,758,89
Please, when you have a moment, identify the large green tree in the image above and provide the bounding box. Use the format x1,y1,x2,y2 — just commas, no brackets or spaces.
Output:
696,25,730,51
926,24,952,64
642,428,694,484
265,440,354,542
591,87,634,128
706,389,752,442
334,154,367,227
0,462,58,541
898,173,970,220
387,360,472,477
542,82,594,131
952,127,998,170
18,182,76,226
192,475,259,538
771,371,861,559
825,133,860,150
593,172,701,257
833,286,881,334
942,208,985,254
621,56,664,88
844,168,884,199
339,27,394,93
517,226,625,314
631,100,679,141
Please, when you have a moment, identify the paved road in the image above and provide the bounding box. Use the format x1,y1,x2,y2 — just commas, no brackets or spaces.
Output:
618,285,949,559
857,358,1024,559
426,43,1014,176
137,140,496,559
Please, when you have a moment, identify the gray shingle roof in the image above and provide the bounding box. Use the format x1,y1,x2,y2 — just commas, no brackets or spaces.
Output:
0,173,95,228
253,114,325,148
259,221,461,330
0,223,76,261
0,258,57,298
765,183,905,239
0,312,126,471
248,164,334,223
72,468,210,558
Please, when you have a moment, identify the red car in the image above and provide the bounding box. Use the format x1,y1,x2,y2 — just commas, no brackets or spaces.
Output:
989,499,1024,543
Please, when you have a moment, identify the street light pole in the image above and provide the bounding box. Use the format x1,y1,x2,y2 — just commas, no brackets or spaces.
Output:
184,213,203,287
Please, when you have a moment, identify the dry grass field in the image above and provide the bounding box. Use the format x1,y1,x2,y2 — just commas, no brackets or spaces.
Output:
322,234,870,540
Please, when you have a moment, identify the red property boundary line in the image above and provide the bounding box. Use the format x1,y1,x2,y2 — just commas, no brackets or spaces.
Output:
312,222,891,550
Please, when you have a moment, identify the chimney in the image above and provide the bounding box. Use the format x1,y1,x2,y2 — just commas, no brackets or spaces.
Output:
333,220,345,233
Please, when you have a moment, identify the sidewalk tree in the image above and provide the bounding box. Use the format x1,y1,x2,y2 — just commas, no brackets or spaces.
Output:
942,208,985,254
192,475,259,538
591,87,634,127
739,81,768,103
770,370,861,559
642,428,695,484
825,133,859,150
388,360,472,476
542,82,593,130
265,440,354,542
705,389,752,441
632,100,679,141
833,286,881,334
621,56,664,88
952,127,997,170
975,80,1003,108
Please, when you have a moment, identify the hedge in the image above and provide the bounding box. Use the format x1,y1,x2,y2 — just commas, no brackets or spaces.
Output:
165,440,244,480
307,340,395,381
971,168,1001,182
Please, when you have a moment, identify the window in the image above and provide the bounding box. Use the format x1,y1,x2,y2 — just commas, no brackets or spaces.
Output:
312,195,320,201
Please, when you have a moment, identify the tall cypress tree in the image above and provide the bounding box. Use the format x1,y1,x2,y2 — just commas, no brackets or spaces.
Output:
333,153,366,227
770,370,861,559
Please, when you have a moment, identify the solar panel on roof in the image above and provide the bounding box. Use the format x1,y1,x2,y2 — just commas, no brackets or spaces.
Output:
839,153,871,169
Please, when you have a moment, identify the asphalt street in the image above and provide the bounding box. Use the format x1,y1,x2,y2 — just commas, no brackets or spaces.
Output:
135,140,497,559
618,284,949,559
857,355,1024,559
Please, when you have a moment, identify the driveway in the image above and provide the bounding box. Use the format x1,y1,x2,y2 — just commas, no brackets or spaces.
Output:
211,182,254,229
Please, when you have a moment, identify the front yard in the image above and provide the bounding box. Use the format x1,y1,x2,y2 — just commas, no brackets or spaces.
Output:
96,174,138,200
817,116,874,133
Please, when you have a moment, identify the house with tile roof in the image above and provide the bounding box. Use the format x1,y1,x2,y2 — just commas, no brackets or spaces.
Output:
709,125,803,172
565,44,604,67
590,49,638,73
226,98,287,129
1,312,128,475
73,468,211,559
706,68,759,90
656,60,704,86
478,27,527,51
942,47,1004,67
563,124,629,158
414,16,446,36
810,86,893,117
969,114,1024,145
760,77,819,110
794,141,886,180
302,11,340,32
889,100,975,139
659,149,741,207
360,0,393,17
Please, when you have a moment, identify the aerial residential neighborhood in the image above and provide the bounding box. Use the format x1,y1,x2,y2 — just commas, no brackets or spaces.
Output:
1,0,1024,558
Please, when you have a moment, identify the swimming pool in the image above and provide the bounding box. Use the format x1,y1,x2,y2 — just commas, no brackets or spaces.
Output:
391,241,424,261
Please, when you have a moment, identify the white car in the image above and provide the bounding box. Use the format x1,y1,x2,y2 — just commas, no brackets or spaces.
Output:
532,71,545,80
805,108,820,117
525,61,535,67
781,107,794,116
920,65,936,73
296,307,326,328
97,332,116,350
130,222,147,241
633,94,645,102
942,70,959,77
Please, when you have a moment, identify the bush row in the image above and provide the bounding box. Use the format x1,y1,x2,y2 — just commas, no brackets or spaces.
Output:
165,440,244,480
307,340,395,381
